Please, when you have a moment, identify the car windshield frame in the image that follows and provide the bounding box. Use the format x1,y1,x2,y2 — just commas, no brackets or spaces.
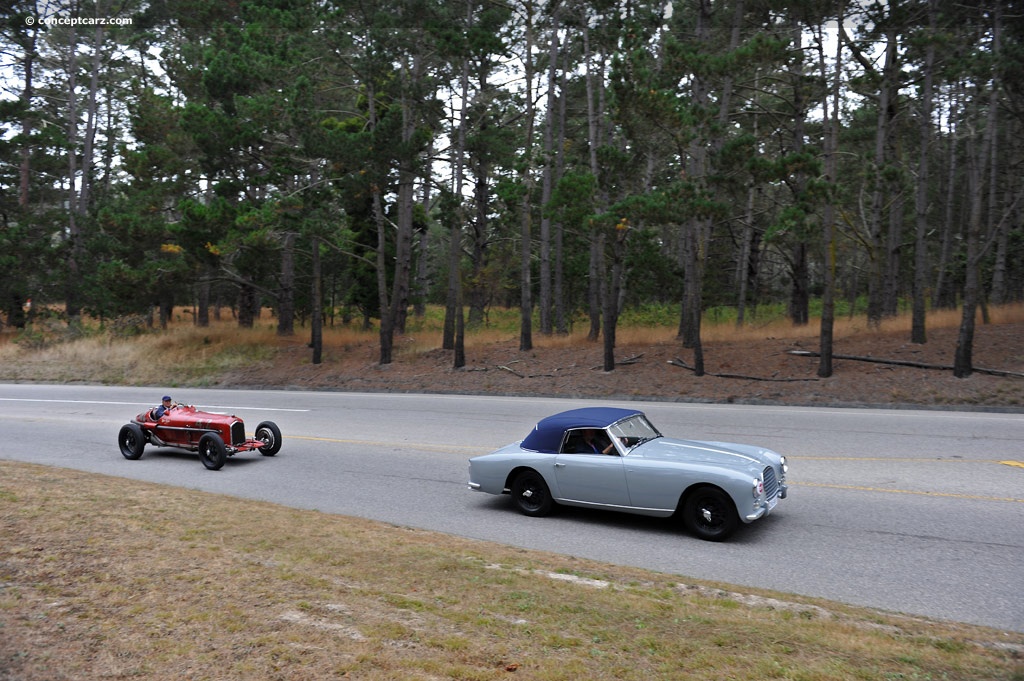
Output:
607,414,662,454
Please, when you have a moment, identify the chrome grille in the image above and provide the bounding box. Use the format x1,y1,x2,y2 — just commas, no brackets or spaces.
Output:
763,466,779,500
231,421,246,446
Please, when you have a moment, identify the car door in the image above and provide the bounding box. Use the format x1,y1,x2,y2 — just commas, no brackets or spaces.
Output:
552,452,631,507
552,450,630,503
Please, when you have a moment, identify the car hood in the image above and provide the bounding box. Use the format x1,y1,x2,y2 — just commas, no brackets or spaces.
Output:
633,437,777,471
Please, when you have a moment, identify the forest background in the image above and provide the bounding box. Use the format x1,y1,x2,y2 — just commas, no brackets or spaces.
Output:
1,0,1022,384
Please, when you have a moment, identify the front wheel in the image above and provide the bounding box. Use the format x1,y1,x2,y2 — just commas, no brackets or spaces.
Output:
198,433,227,471
254,421,282,456
510,470,554,517
118,423,145,460
681,487,739,541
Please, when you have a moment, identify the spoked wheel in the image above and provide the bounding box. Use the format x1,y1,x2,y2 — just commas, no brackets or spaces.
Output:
510,470,554,517
198,433,227,471
118,423,146,460
254,421,282,456
682,486,738,541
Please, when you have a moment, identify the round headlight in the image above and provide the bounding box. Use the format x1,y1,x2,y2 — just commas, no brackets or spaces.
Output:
780,456,788,474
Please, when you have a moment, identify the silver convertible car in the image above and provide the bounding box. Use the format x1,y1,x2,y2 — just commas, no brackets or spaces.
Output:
468,407,788,541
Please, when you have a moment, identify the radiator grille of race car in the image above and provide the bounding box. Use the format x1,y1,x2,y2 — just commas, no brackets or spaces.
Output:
763,466,779,500
231,422,246,446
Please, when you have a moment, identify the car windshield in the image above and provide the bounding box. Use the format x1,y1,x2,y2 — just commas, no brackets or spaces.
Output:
608,414,661,453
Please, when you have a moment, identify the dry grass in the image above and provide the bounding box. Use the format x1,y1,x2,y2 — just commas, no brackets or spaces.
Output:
2,460,1021,681
3,304,1022,384
2,305,1022,412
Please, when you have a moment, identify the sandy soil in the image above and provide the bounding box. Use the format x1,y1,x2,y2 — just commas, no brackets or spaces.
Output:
217,322,1024,411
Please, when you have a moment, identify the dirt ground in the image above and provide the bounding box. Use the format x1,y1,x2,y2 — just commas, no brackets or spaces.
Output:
219,322,1024,410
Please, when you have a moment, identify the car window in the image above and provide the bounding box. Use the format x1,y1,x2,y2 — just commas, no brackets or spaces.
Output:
608,414,661,452
560,429,613,455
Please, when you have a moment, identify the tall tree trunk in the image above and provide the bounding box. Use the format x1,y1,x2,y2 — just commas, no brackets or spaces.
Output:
79,23,103,216
391,59,419,339
445,12,470,367
583,23,603,342
414,159,432,318
18,17,38,208
196,271,211,327
518,0,536,352
817,6,844,378
365,75,393,364
677,0,713,376
277,232,296,336
554,49,569,335
311,235,322,364
736,65,759,327
736,185,755,327
237,281,256,328
911,0,937,344
587,235,602,341
602,223,627,371
933,84,962,309
989,185,1021,305
392,159,415,338
865,26,898,326
788,14,809,327
954,6,1001,378
538,8,560,336
64,23,81,322
374,180,393,363
467,162,490,327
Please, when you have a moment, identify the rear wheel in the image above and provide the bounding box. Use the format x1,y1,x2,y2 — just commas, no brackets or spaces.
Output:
118,423,145,460
682,486,738,541
510,470,554,517
198,433,227,471
254,421,282,456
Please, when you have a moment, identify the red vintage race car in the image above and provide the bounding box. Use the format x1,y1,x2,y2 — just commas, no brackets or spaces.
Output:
118,403,282,470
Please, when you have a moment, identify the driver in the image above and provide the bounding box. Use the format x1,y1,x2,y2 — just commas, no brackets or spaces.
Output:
153,395,177,419
581,429,616,455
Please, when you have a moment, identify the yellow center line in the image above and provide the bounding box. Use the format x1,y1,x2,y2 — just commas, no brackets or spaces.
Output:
1001,460,1024,469
794,481,1024,503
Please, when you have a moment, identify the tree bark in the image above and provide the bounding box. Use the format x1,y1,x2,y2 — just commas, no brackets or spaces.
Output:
518,0,536,352
311,235,322,364
18,15,38,208
583,23,602,342
933,83,962,310
954,5,1001,378
817,5,844,378
277,232,296,336
538,8,559,336
911,0,937,344
865,26,899,327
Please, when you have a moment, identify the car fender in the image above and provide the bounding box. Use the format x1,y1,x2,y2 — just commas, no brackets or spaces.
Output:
469,445,562,498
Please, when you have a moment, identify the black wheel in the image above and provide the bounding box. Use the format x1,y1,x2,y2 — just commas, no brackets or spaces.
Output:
118,423,146,460
198,433,227,471
254,421,282,456
510,470,554,517
682,486,739,541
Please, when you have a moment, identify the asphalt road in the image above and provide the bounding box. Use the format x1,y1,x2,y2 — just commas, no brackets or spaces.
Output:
2,383,1022,633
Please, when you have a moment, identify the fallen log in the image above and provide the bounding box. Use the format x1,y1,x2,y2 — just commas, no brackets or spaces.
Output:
786,350,1024,378
667,358,819,382
590,353,645,370
497,365,525,378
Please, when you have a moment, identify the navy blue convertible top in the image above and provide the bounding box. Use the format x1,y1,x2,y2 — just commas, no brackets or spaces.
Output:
520,407,643,454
